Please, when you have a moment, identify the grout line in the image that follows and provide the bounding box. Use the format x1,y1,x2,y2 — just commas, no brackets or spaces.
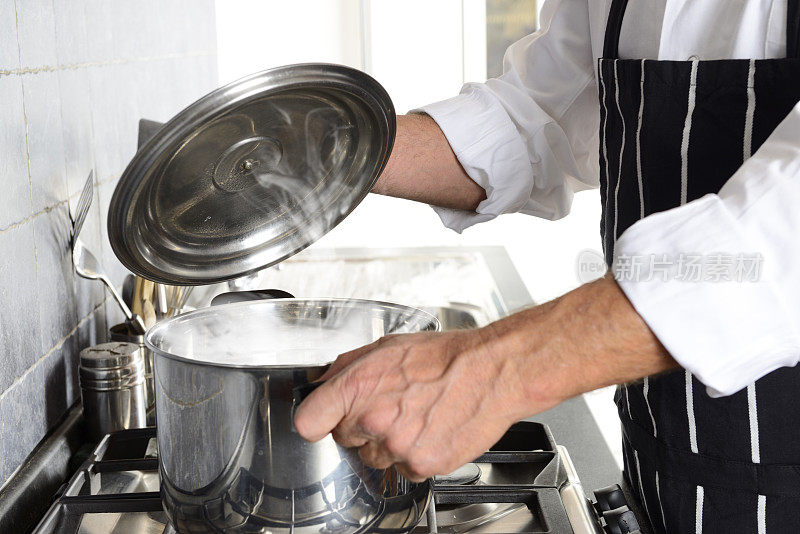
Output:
97,172,120,187
0,298,109,402
0,200,67,234
0,50,215,78
0,173,120,235
13,0,34,221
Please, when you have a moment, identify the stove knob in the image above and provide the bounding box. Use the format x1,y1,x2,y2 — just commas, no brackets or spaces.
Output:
602,505,640,534
594,484,627,512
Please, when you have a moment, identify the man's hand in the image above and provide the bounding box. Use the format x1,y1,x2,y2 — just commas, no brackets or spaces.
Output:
294,275,679,480
293,328,538,481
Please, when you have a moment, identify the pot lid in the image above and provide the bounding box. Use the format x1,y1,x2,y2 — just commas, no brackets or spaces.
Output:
108,64,395,285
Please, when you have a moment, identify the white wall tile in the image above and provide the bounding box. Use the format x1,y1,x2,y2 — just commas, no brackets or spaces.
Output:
86,66,121,182
0,76,32,229
15,0,58,69
0,361,46,482
34,206,76,354
53,0,90,67
21,72,67,214
0,0,20,70
58,69,95,198
83,0,117,64
0,223,42,393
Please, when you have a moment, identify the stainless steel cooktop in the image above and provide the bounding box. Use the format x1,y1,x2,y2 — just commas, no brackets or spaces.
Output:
32,422,633,534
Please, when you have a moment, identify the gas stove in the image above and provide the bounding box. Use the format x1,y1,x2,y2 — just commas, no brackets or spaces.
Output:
31,423,641,534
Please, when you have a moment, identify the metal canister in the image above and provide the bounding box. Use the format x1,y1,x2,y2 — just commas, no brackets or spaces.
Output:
109,323,155,425
79,342,147,441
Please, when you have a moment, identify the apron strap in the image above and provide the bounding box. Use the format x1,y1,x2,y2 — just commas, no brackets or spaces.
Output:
603,0,800,60
602,0,628,59
789,0,800,58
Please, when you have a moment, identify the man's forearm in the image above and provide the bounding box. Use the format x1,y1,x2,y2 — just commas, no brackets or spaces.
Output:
374,114,486,211
490,274,679,415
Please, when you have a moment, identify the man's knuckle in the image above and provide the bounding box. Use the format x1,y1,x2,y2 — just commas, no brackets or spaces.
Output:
358,407,392,437
405,449,431,472
383,435,406,458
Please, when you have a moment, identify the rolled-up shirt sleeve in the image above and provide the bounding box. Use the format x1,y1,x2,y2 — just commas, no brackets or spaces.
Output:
615,101,800,397
415,0,600,232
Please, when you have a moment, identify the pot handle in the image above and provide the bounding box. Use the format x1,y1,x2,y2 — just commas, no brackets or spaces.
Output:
210,288,295,306
293,380,324,405
291,380,325,434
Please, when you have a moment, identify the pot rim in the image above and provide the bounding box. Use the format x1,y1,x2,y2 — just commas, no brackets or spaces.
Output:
145,297,440,369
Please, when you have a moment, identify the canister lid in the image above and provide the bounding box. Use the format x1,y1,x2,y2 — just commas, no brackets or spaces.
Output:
108,63,395,285
80,342,143,369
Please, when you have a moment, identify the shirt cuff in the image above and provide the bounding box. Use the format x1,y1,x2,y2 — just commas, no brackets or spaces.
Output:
414,86,534,233
614,194,800,397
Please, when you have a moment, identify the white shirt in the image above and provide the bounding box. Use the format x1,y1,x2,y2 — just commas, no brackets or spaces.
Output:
417,0,800,397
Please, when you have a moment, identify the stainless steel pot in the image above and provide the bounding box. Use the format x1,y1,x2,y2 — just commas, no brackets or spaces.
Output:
146,298,438,534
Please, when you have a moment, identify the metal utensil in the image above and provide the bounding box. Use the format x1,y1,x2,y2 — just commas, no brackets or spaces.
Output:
121,274,136,309
155,283,168,319
166,285,193,317
74,241,147,334
70,171,146,335
71,170,94,244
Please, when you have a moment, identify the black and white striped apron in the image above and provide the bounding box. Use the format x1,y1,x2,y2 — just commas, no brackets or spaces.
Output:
599,1,800,532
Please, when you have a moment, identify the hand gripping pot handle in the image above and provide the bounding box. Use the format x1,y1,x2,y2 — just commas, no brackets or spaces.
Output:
291,379,324,432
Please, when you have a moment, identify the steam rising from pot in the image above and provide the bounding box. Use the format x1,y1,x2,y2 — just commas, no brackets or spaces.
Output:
229,101,359,259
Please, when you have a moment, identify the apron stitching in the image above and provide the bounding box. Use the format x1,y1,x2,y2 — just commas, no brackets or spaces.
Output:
680,59,699,206
748,383,761,463
600,62,611,249
757,494,766,534
634,450,655,528
613,59,626,241
686,370,699,454
696,485,704,534
625,384,631,419
643,376,657,438
744,58,765,533
636,59,646,219
744,59,757,162
656,470,667,533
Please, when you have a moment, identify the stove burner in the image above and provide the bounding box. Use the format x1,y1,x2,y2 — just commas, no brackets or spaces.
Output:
434,463,482,486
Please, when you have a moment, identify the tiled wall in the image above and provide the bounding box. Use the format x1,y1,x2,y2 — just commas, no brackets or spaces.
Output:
0,0,217,487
